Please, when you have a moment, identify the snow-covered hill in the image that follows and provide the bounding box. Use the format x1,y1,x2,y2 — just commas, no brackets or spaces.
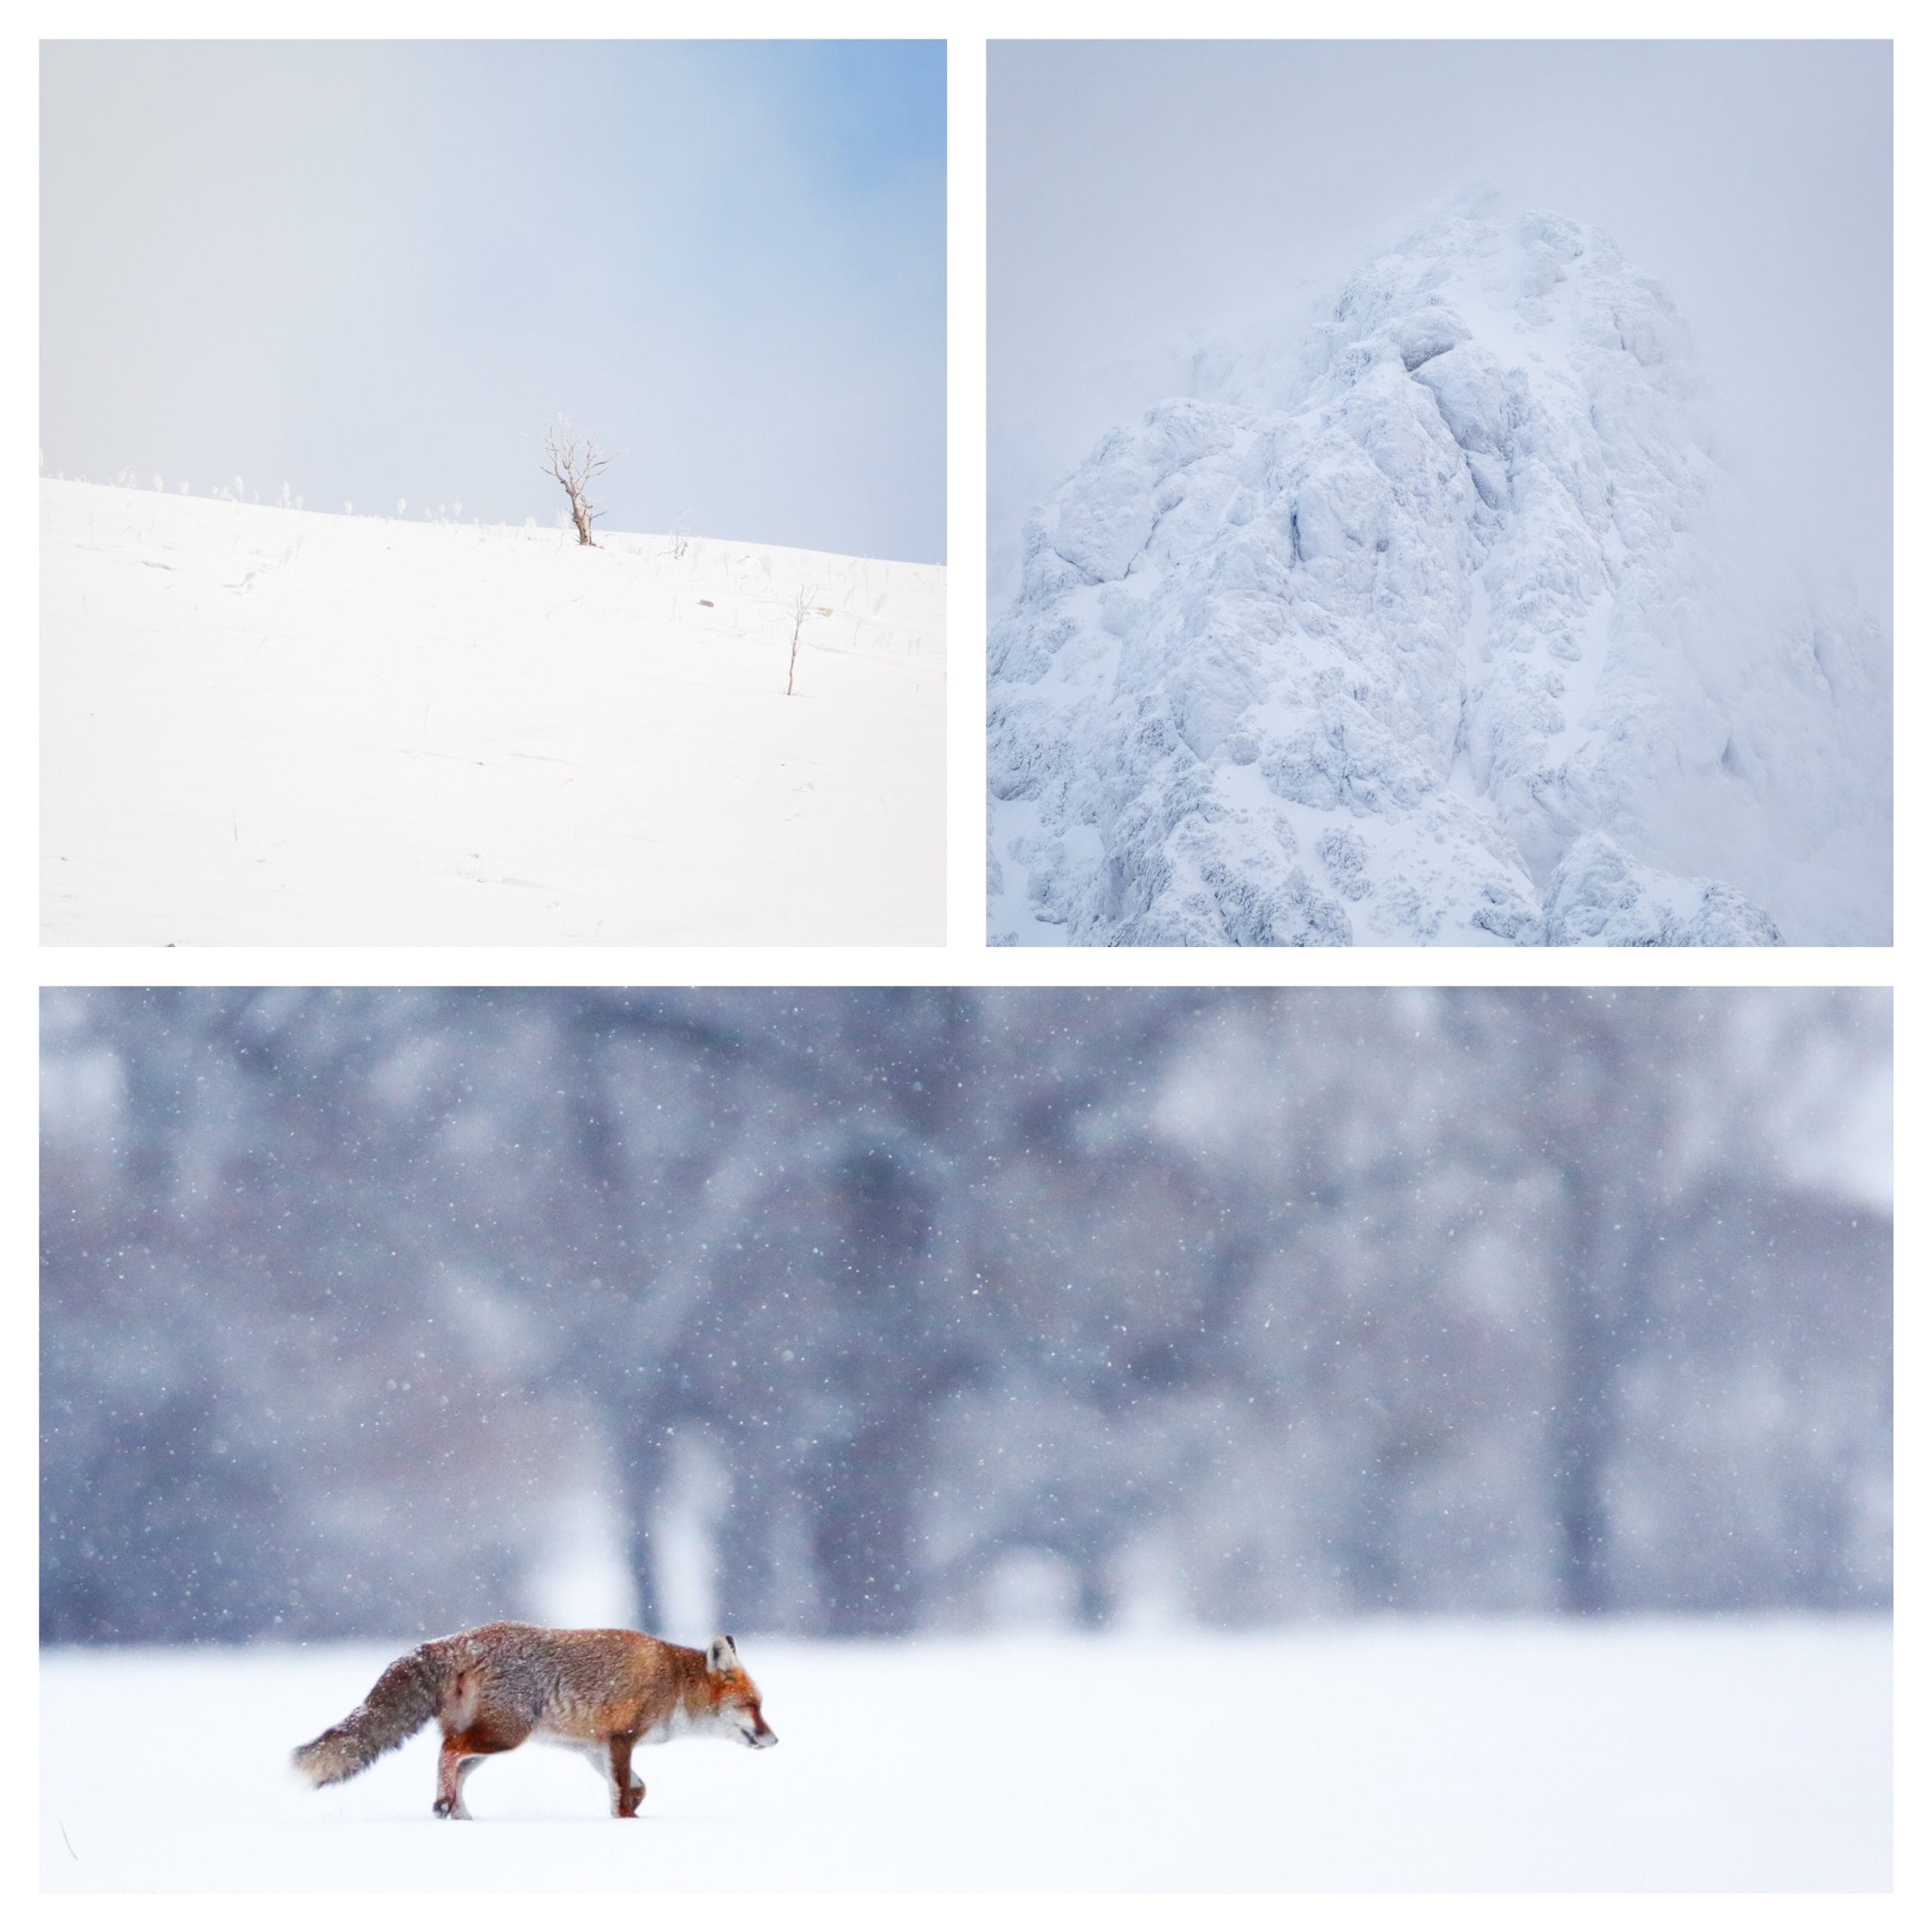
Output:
42,483,945,945
989,204,1890,946
42,1622,1889,1890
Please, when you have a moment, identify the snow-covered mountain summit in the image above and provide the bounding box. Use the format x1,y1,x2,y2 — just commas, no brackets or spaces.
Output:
988,201,1890,945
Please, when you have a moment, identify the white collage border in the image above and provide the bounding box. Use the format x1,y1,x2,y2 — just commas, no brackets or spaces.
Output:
8,5,1919,1928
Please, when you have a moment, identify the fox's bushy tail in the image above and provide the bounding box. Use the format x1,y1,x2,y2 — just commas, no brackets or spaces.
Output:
292,1643,448,1787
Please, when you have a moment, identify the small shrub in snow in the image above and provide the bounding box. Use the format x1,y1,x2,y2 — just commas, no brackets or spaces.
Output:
787,584,815,697
540,417,609,546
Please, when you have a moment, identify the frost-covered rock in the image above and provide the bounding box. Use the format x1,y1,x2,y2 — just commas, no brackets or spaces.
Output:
989,198,1890,945
1542,833,1781,946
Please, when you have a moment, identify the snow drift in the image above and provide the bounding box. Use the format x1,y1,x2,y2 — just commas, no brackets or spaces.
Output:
42,483,946,945
988,202,1890,946
42,1621,1889,1890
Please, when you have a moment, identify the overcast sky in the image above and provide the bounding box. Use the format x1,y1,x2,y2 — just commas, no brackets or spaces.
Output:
43,41,946,561
990,40,1890,616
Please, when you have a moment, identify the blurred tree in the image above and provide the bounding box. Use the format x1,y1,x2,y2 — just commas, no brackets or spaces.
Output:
38,988,1891,1644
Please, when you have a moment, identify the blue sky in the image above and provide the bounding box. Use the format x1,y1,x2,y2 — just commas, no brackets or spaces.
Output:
42,41,946,561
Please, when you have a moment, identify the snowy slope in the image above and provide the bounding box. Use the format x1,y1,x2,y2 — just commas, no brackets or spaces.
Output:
42,483,945,945
42,1621,1888,1890
989,202,1890,946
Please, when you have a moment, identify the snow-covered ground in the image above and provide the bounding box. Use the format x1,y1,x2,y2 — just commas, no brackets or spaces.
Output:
988,201,1890,946
42,482,946,944
41,1619,1888,1890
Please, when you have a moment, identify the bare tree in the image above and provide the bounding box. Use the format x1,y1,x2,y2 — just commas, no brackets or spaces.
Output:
541,417,609,547
39,987,1894,1644
786,584,814,697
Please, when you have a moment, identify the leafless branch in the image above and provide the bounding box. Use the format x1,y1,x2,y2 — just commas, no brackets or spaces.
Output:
540,417,608,546
786,584,815,697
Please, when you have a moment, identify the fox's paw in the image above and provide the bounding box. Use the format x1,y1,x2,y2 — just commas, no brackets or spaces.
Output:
432,1798,472,1820
616,1780,645,1820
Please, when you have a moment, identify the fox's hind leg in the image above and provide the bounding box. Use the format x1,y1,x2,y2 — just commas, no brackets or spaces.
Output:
607,1735,645,1820
433,1737,479,1820
432,1719,529,1820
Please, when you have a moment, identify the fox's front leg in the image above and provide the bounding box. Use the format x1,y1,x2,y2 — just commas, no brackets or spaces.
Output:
608,1735,645,1820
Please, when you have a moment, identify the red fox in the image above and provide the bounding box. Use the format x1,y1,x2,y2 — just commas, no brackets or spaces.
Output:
292,1622,777,1819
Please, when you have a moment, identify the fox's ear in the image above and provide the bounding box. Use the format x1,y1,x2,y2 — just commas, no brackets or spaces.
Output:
706,1634,740,1675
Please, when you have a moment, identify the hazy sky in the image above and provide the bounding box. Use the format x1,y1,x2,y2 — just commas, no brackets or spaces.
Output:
43,41,946,561
990,41,1891,616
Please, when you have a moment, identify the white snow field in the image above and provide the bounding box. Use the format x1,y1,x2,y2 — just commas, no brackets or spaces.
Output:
42,1619,1887,1891
42,481,946,945
988,202,1891,946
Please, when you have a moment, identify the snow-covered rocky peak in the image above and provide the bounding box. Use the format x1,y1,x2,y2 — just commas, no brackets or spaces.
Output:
989,202,1890,945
